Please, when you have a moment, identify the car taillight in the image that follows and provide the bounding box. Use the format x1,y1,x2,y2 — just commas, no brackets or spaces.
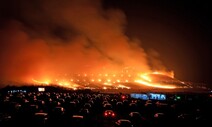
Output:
112,113,115,116
104,112,108,116
121,95,126,99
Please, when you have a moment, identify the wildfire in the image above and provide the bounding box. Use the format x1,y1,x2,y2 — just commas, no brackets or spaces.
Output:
134,80,176,89
153,71,174,78
32,78,79,90
31,70,177,90
32,79,50,85
134,72,177,89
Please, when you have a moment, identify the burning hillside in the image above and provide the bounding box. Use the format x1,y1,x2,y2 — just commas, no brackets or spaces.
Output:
0,0,169,88
27,71,193,90
0,0,208,93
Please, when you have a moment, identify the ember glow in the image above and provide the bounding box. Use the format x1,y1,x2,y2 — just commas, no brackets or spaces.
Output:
32,79,50,85
32,78,80,90
30,71,177,90
134,80,176,89
134,72,177,89
0,0,177,90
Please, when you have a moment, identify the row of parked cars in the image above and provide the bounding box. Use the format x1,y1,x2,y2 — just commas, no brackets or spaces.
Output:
0,91,212,127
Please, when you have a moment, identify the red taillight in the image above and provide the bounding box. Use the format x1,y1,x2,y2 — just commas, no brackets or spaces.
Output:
104,112,108,116
121,95,126,99
112,113,115,116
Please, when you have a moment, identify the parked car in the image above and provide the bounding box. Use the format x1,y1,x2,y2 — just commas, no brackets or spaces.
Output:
115,119,133,127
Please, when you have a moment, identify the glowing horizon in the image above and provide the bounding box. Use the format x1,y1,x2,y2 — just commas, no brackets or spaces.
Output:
29,71,178,90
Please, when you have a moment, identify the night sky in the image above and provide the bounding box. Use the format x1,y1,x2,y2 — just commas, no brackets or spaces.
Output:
104,0,212,85
0,0,211,87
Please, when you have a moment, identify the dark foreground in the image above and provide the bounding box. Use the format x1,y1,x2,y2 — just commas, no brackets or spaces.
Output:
0,86,212,127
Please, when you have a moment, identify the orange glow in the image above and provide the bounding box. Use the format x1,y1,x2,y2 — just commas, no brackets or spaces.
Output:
0,1,180,91
135,72,177,89
29,70,178,90
103,87,107,89
57,81,79,89
103,83,112,86
32,78,79,90
152,71,174,78
32,79,50,85
134,80,176,89
98,79,102,82
117,84,131,89
141,75,152,82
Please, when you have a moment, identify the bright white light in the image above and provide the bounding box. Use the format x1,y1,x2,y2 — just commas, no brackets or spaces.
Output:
38,87,45,92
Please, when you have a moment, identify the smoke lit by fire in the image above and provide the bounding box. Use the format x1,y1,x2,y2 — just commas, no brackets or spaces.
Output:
30,71,177,90
0,0,173,89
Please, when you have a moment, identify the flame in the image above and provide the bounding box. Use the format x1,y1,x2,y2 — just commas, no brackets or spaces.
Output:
30,70,177,90
103,83,112,86
32,79,50,85
103,86,107,90
134,72,176,89
32,78,79,90
141,75,152,82
152,71,174,78
117,84,131,89
134,80,176,89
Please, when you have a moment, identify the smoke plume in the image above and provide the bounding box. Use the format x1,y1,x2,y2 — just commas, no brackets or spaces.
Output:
0,0,153,86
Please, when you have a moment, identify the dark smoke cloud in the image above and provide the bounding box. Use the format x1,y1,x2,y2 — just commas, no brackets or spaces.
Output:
147,49,167,71
0,0,159,86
